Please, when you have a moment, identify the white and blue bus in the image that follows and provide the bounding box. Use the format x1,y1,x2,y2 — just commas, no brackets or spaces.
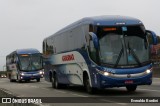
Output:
43,15,157,93
6,48,44,82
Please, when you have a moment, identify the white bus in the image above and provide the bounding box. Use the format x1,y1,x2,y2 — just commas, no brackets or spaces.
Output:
43,15,157,93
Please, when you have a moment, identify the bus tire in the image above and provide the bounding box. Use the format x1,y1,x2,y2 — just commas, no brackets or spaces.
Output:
10,79,12,82
49,72,52,82
52,74,60,89
17,75,22,83
37,78,40,82
126,85,137,92
84,74,96,94
25,79,30,82
9,75,13,82
18,79,22,83
10,79,15,82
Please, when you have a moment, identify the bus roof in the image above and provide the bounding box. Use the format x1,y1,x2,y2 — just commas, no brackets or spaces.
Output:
65,15,142,28
44,15,143,40
83,15,142,25
6,49,41,57
16,48,40,54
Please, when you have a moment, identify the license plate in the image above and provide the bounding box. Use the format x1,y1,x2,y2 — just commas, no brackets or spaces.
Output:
125,80,133,84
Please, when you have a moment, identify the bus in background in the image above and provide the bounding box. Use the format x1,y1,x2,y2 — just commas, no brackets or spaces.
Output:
43,15,157,93
6,48,44,82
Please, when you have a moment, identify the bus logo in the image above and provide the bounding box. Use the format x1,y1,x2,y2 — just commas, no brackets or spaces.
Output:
127,74,131,78
62,54,74,61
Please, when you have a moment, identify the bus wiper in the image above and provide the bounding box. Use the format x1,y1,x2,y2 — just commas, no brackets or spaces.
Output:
26,58,31,70
128,42,142,66
114,45,124,68
26,63,31,70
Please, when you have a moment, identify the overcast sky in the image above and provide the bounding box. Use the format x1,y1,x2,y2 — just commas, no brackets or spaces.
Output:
0,0,160,70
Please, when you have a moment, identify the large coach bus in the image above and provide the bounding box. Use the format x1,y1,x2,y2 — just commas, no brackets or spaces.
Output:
6,48,43,82
43,15,157,93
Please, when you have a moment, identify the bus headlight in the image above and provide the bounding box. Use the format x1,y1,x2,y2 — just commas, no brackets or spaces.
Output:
39,71,43,75
20,72,25,76
96,69,110,76
145,69,151,74
104,72,110,76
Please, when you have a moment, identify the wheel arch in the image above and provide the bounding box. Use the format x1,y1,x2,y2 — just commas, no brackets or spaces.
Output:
49,71,53,82
83,69,92,87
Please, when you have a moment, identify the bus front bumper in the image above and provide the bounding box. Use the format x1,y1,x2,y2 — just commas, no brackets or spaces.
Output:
98,72,152,88
20,74,43,80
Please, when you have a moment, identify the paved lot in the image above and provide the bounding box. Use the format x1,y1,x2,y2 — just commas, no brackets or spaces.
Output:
0,78,160,106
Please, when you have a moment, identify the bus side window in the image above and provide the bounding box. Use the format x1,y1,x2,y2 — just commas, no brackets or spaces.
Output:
13,55,16,63
11,55,14,63
89,38,97,62
147,32,153,45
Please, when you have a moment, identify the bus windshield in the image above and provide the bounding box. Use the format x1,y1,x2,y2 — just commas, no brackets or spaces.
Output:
19,54,43,71
96,25,149,68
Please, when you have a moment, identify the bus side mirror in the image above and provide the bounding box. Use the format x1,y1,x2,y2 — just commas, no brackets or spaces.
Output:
89,32,99,49
146,30,158,45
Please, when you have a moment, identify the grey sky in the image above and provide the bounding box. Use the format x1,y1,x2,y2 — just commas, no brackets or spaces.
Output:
0,0,160,70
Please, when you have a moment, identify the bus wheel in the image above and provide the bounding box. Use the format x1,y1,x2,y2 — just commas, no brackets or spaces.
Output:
85,75,95,94
10,79,15,82
18,79,22,83
52,74,60,89
25,79,30,82
17,75,22,83
9,75,14,82
10,79,13,82
37,78,40,82
126,85,137,92
49,72,52,82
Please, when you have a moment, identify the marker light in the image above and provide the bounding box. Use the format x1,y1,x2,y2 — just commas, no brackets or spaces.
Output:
21,54,29,57
103,28,116,31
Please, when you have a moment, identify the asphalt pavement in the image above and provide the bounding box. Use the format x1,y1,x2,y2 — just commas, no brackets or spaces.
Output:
0,78,160,106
